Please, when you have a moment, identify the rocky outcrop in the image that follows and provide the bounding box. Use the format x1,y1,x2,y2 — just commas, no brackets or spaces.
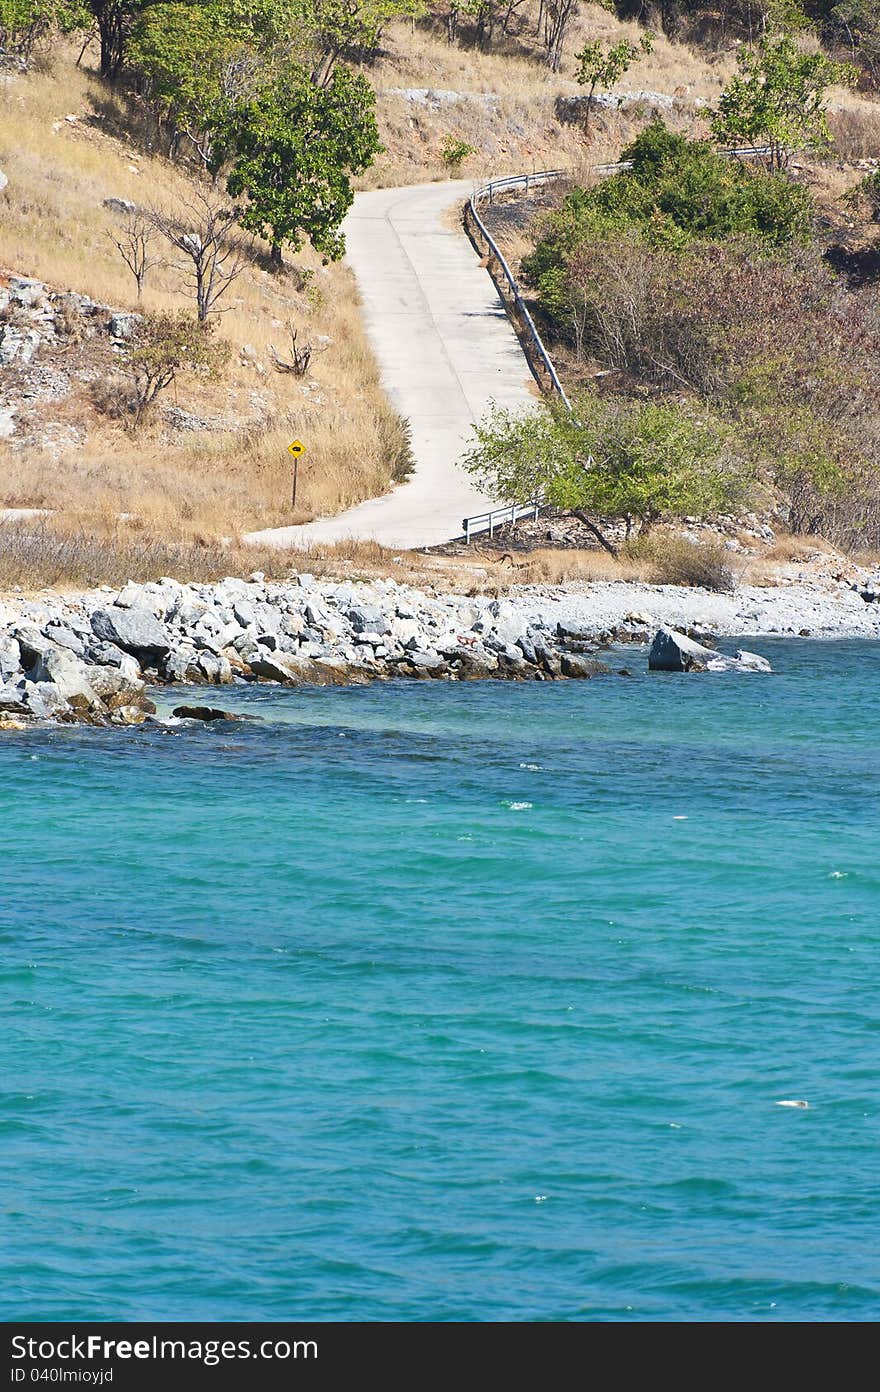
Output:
0,272,136,374
648,627,771,673
172,705,240,722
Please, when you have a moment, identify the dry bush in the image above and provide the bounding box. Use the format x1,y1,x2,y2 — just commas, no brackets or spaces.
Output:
829,105,880,161
0,520,294,590
624,533,737,591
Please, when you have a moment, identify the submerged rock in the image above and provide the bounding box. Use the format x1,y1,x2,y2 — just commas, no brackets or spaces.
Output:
172,705,240,722
648,627,771,674
560,654,611,679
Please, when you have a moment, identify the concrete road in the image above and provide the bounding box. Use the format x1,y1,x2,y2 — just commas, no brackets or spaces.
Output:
244,180,538,551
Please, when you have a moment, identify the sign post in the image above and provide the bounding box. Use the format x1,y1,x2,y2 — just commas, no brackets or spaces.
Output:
287,439,306,509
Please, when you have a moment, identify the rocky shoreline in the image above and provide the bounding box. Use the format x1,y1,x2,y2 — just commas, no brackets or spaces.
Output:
1,570,878,730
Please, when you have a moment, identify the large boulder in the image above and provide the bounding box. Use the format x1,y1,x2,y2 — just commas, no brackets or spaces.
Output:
0,684,29,714
0,635,22,680
649,628,771,674
91,605,170,663
346,604,390,636
28,645,101,708
87,664,147,706
249,651,309,683
560,654,611,679
163,647,204,683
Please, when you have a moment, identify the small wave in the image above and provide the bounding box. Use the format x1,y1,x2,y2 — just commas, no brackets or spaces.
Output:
519,763,541,771
504,801,533,811
775,1099,810,1109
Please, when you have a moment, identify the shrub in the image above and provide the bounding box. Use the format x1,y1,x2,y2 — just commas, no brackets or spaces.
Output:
440,136,477,172
126,313,229,428
625,533,736,592
523,122,812,307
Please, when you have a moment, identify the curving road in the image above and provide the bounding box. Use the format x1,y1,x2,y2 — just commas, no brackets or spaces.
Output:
244,180,537,551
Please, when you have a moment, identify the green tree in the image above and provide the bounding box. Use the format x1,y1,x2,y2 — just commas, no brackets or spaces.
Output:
824,1,880,86
464,395,738,547
86,0,149,79
711,25,855,169
299,0,424,86
129,4,249,160
574,32,654,135
217,63,381,265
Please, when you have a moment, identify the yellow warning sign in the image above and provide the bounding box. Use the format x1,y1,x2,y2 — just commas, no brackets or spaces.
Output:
288,439,306,457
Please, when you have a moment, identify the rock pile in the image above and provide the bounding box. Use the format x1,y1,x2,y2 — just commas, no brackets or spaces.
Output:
0,574,616,728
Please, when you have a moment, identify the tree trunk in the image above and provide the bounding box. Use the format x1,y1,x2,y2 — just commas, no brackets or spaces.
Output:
97,7,125,82
270,242,283,270
572,509,618,557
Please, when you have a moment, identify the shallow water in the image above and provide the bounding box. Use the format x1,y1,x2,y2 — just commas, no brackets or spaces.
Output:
2,639,879,1321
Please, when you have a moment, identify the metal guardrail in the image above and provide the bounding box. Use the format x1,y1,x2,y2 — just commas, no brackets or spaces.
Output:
464,169,574,412
459,144,780,542
461,499,542,544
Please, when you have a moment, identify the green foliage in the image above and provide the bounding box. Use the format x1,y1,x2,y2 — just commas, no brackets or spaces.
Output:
129,4,248,138
218,63,381,262
574,32,654,133
0,0,87,63
440,135,476,170
523,122,812,321
711,27,856,169
463,396,739,531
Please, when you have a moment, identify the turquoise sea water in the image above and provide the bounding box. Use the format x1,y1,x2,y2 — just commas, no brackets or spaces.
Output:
2,637,879,1323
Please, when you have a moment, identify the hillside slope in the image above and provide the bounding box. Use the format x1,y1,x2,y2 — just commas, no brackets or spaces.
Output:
0,54,411,548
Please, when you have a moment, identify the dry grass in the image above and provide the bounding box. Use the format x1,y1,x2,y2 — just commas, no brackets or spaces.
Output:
0,53,409,542
0,519,292,589
828,101,880,160
0,516,497,593
361,8,724,187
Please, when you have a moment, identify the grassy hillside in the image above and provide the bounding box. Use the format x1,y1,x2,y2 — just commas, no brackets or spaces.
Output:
0,51,410,548
364,4,880,184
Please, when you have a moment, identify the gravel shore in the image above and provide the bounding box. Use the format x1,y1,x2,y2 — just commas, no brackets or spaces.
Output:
514,578,880,640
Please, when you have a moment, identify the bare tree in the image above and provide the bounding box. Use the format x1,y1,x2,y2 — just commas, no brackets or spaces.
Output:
544,0,577,72
149,191,245,323
268,322,317,378
107,211,160,302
